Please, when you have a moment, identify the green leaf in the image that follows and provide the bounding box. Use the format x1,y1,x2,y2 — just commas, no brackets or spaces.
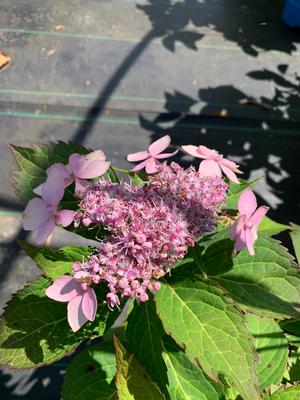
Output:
10,141,89,201
195,236,300,319
126,298,224,400
126,299,168,394
114,337,165,400
246,314,288,390
102,167,120,184
0,277,120,369
280,320,300,347
264,385,300,399
225,178,260,210
130,173,146,188
20,241,93,280
290,224,300,265
62,342,117,400
258,217,290,237
285,348,300,383
162,336,225,400
155,277,260,400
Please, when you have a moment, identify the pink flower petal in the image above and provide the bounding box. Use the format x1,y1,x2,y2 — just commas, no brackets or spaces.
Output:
74,178,90,197
197,145,218,159
148,135,171,156
68,153,81,175
131,159,148,172
230,216,245,240
82,287,97,321
220,164,240,184
220,158,239,171
182,145,202,158
245,228,255,256
69,151,110,179
83,150,106,162
34,217,56,244
234,235,247,253
46,276,82,302
127,151,149,162
41,170,65,207
23,198,51,230
55,210,75,227
67,295,88,332
155,149,179,159
249,206,269,226
145,157,160,174
199,159,222,178
238,189,257,217
47,163,71,180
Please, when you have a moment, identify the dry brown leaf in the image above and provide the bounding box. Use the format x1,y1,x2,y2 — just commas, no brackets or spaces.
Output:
0,51,11,70
47,49,56,56
55,24,65,31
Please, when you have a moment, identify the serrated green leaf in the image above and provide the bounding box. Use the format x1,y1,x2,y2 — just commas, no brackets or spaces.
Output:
290,224,300,265
20,241,93,280
10,142,89,201
62,342,117,400
225,178,260,210
126,299,168,394
284,348,300,383
126,298,224,400
246,315,288,390
264,385,300,399
194,236,300,319
162,336,225,400
0,277,120,369
114,337,165,400
258,217,290,237
155,277,260,400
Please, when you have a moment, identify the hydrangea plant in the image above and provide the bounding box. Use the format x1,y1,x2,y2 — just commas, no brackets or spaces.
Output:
1,137,300,399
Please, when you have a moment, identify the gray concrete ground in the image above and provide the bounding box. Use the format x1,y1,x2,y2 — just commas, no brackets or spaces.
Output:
0,0,300,398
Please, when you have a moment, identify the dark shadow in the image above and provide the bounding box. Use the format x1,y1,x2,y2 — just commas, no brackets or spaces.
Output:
139,63,300,225
139,0,300,56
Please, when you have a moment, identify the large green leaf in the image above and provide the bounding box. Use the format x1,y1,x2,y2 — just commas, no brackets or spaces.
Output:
114,337,165,400
126,298,224,400
258,217,290,237
20,241,93,280
225,178,259,210
194,236,300,318
264,385,300,399
62,342,117,400
126,299,168,394
162,336,224,400
246,314,288,390
155,277,260,400
0,277,120,369
10,142,89,202
290,223,300,265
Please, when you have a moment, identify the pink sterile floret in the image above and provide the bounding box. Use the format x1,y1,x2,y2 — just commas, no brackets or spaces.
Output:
74,162,228,308
182,144,242,184
230,188,269,256
46,273,97,332
127,135,178,174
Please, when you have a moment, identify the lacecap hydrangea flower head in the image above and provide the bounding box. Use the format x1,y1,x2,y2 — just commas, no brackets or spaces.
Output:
22,135,268,331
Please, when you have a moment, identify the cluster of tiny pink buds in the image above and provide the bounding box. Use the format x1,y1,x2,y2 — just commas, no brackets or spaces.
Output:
74,162,227,307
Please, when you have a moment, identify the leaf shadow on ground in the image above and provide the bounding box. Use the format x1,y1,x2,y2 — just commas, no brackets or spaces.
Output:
139,0,300,56
140,63,300,227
